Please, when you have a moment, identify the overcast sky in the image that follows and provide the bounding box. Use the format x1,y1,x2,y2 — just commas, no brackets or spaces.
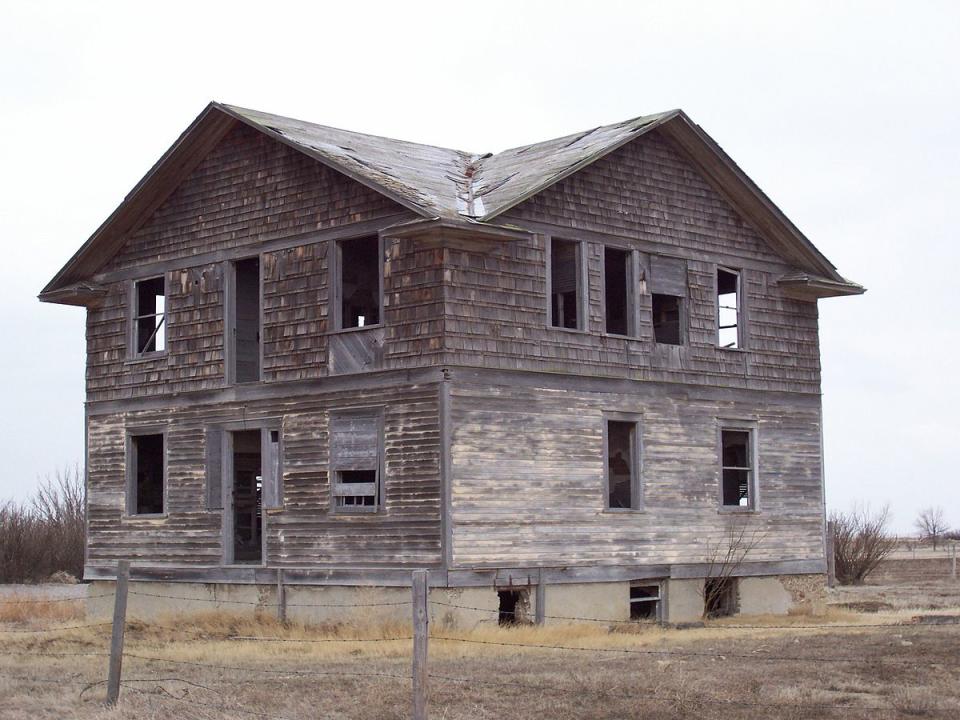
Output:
2,1,957,533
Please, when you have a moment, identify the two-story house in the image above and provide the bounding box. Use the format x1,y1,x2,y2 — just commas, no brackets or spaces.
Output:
40,102,862,624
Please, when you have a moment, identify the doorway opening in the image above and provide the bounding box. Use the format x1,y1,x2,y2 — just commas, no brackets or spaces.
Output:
231,429,263,563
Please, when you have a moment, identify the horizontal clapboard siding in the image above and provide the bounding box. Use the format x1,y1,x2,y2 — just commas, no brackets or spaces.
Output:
449,376,824,569
85,382,442,571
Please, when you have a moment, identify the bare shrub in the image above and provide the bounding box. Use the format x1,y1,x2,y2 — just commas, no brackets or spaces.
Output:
830,504,897,585
700,520,764,618
0,466,85,583
914,506,949,550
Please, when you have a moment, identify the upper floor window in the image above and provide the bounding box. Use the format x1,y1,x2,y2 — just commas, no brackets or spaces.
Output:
228,257,261,384
716,267,742,349
329,410,383,513
605,416,641,510
133,276,166,355
649,255,687,346
549,238,583,330
604,247,634,336
720,427,755,509
335,236,381,329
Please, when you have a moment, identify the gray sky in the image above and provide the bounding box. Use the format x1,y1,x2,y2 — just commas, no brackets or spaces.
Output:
2,1,957,533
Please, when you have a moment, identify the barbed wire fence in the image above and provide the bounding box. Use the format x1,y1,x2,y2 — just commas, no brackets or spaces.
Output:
1,563,959,719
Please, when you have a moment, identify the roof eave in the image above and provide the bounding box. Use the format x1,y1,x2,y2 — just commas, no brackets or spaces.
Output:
778,273,866,300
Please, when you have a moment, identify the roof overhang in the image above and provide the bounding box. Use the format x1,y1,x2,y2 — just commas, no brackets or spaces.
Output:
777,272,865,300
381,217,532,248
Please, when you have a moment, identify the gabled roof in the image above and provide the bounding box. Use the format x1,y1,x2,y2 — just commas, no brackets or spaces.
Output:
41,102,863,303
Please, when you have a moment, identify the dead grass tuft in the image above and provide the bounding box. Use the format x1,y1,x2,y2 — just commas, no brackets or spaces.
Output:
0,595,84,624
892,688,941,716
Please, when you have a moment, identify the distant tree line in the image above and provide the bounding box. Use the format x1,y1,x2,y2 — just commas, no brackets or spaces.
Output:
0,467,85,583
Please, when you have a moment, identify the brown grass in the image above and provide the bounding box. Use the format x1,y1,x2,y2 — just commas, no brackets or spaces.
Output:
0,595,85,624
1,582,959,719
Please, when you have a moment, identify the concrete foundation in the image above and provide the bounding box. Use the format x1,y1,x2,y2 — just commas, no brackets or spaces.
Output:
85,574,826,627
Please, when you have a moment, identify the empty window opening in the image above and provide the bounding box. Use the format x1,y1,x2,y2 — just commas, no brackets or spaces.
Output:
335,469,378,508
134,277,165,354
704,577,738,618
498,589,530,626
717,268,741,348
604,247,632,335
231,430,263,564
550,238,581,329
629,584,661,620
652,294,683,345
607,420,637,509
721,429,753,508
338,236,381,328
231,257,261,383
330,412,382,512
130,433,164,515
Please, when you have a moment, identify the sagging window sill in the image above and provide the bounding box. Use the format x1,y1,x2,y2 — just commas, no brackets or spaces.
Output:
124,352,169,366
717,507,760,514
327,324,384,336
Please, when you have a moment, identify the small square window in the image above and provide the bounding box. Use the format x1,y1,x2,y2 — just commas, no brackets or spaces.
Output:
629,584,661,620
134,277,166,354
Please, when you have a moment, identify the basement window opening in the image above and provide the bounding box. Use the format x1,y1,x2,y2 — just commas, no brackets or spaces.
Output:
497,589,530,626
134,276,166,354
704,577,738,618
652,294,682,345
629,584,661,620
129,433,164,515
337,236,381,329
721,428,754,508
550,238,582,330
716,267,741,348
604,246,632,336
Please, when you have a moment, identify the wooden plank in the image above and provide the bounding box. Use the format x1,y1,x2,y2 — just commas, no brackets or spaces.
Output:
412,569,429,720
106,560,130,706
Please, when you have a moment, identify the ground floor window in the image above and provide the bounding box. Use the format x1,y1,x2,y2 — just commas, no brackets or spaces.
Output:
629,583,661,620
703,577,738,618
498,589,530,625
127,432,164,515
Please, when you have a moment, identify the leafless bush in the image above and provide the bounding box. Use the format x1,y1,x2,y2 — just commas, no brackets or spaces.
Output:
0,466,85,583
915,506,949,550
700,520,765,618
830,504,897,585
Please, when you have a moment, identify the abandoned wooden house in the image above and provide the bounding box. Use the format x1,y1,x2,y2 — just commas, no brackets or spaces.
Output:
40,102,863,624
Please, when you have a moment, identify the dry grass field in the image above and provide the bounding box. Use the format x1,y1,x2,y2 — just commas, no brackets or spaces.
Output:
1,580,959,720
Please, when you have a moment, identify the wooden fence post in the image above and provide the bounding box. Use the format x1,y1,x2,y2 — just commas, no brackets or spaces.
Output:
106,560,130,706
826,521,836,588
412,570,429,720
951,544,957,581
276,568,287,623
535,582,546,625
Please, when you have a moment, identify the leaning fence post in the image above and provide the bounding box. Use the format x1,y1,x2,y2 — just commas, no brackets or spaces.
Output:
106,559,130,706
276,568,287,623
826,521,836,588
412,569,429,720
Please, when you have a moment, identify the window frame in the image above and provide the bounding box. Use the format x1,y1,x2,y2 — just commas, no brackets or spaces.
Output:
629,581,663,621
329,408,385,515
129,275,168,359
716,420,760,512
330,234,385,333
545,235,588,333
224,255,264,385
651,292,686,346
602,412,643,512
600,244,640,338
125,426,168,518
715,265,746,350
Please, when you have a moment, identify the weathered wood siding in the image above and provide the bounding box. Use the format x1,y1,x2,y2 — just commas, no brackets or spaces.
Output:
85,382,442,571
448,372,824,569
438,128,821,393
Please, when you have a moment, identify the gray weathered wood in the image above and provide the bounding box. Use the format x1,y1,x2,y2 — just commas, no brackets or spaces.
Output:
412,569,429,720
276,568,287,623
826,521,836,588
106,560,130,706
205,428,223,510
535,581,545,625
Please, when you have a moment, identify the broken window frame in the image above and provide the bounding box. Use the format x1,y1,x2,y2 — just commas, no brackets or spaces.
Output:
716,266,745,350
329,409,384,514
651,293,684,345
125,427,167,517
629,582,662,621
130,275,167,357
332,235,384,332
602,245,638,337
547,236,587,332
718,421,759,512
225,256,263,385
603,413,643,512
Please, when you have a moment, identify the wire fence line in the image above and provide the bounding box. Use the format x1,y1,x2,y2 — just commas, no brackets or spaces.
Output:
2,565,959,719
